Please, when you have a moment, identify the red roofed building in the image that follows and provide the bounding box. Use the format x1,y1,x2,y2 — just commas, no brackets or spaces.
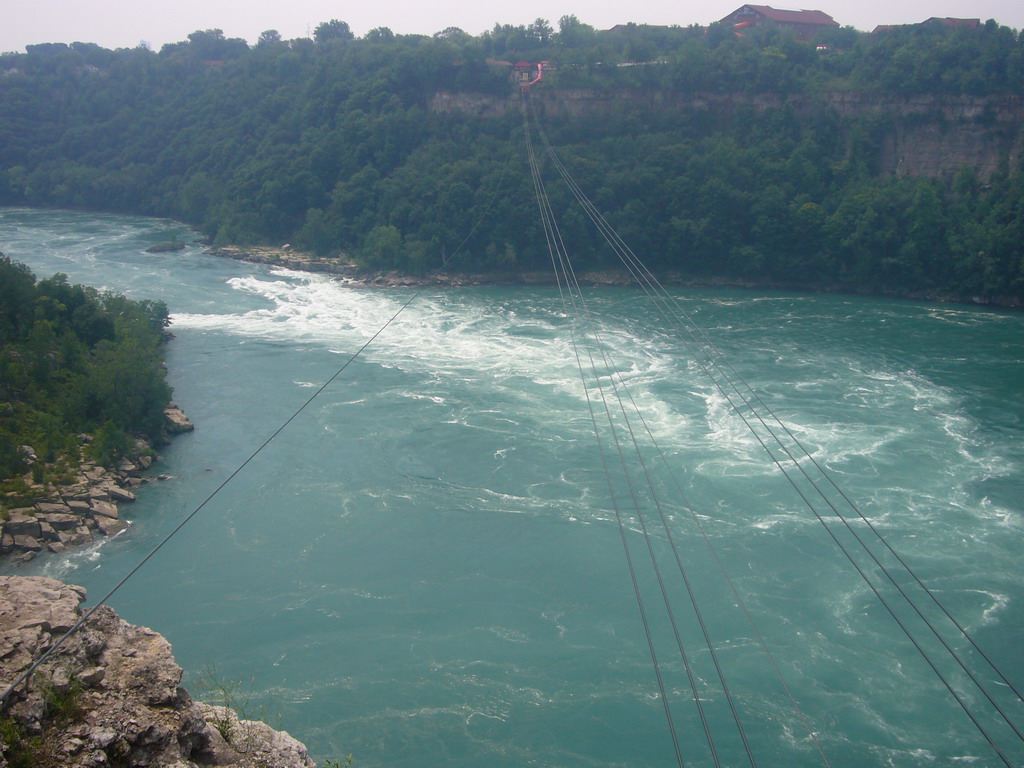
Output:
720,5,839,40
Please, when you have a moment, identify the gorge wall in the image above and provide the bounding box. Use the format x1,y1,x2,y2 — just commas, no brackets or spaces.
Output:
429,89,1024,181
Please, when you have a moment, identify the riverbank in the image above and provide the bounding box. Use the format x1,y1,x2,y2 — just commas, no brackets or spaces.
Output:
0,575,315,768
0,405,194,564
206,245,1021,308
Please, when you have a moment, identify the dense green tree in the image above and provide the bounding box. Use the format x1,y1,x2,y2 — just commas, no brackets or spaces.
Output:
0,18,1022,301
557,15,597,48
0,255,173,481
257,30,283,47
314,20,354,43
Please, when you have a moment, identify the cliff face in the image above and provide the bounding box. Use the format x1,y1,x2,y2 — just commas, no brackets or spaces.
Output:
429,89,1024,181
0,576,315,768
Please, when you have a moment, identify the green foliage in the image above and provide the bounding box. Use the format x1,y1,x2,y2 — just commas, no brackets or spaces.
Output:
1,677,86,768
0,254,173,481
0,716,43,768
314,20,354,44
0,20,1022,300
41,675,85,723
193,663,276,752
89,421,132,467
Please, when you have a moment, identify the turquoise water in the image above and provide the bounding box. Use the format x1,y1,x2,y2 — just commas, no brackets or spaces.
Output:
2,207,1022,767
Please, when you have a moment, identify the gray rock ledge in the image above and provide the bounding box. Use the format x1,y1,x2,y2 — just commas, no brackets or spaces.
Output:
1,403,194,563
0,575,316,768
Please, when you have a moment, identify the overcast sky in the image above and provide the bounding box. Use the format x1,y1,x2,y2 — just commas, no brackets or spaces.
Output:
3,0,1022,53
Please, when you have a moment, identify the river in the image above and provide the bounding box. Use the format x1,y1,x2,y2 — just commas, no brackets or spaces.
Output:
2,207,1022,767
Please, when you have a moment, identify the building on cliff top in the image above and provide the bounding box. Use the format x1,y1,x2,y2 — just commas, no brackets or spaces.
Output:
719,5,840,40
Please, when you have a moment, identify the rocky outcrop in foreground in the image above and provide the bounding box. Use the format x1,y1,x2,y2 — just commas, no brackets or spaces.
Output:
0,576,315,768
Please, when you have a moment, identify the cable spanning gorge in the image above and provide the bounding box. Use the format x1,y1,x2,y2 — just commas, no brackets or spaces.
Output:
520,93,1024,767
0,95,1022,765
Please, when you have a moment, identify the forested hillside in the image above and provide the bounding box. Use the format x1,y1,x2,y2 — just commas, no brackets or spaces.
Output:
1,17,1022,302
0,255,171,482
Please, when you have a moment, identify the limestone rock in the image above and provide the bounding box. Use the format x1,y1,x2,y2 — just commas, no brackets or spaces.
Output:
40,512,85,530
3,514,41,538
35,501,72,515
87,487,111,502
65,498,93,514
11,534,42,552
164,404,195,434
2,405,194,564
93,516,128,537
104,485,137,503
89,500,119,519
70,526,94,546
193,704,316,768
83,466,107,482
0,576,317,768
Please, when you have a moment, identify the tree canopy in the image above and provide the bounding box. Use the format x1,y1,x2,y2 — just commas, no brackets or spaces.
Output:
1,17,1022,302
0,255,172,481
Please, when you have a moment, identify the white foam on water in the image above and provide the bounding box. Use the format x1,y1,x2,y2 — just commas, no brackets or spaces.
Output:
168,270,706,471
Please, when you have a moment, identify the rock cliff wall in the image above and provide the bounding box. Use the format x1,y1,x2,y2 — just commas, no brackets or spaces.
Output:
0,576,315,768
429,89,1024,181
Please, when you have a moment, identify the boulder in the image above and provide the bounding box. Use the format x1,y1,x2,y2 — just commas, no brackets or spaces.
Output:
105,485,137,503
145,241,186,253
66,499,93,514
35,500,72,515
4,513,42,538
93,516,128,536
163,404,194,434
70,526,94,546
38,512,81,531
12,535,43,551
90,500,119,519
61,485,93,501
79,666,106,686
84,466,107,481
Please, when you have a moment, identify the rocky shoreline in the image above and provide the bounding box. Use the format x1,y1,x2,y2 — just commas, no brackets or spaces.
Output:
207,245,656,288
0,404,194,564
205,245,1021,307
0,575,315,768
